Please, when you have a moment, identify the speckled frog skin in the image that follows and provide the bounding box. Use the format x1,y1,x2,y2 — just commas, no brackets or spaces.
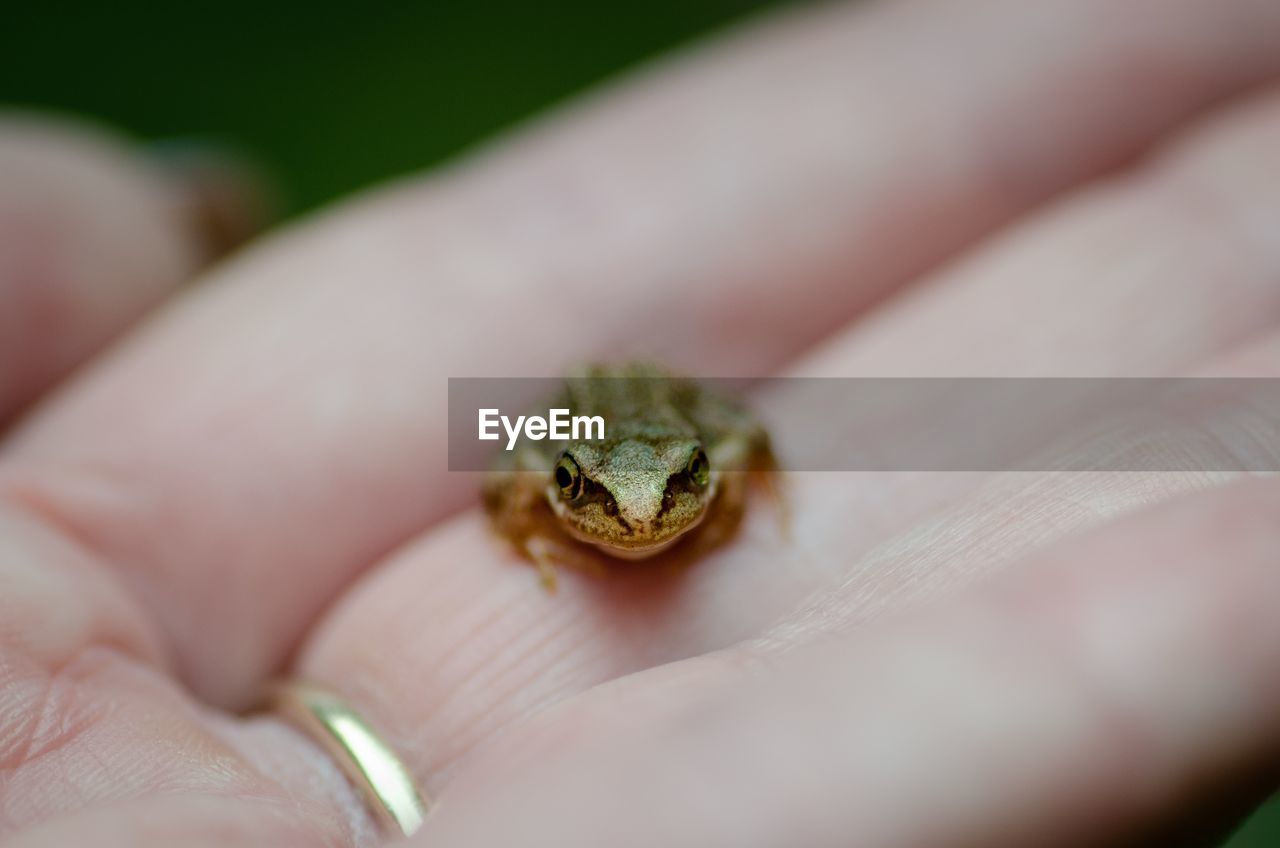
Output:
483,363,776,587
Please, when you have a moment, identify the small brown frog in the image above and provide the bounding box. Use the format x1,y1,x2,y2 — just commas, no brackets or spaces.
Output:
483,363,778,589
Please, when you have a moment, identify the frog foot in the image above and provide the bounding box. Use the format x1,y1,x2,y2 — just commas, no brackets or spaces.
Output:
525,537,607,593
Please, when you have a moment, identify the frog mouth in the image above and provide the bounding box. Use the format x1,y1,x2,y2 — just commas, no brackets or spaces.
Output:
560,509,708,559
594,535,685,560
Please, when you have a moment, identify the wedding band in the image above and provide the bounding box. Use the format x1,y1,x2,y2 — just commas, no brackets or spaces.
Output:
268,681,429,837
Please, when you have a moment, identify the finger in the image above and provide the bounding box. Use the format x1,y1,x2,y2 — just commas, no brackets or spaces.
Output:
7,0,1280,710
413,477,1280,848
294,79,1280,791
0,115,259,422
742,80,1280,632
748,82,1280,632
796,84,1280,379
767,104,1280,641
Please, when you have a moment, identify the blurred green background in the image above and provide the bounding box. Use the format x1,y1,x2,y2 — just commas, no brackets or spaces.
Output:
1,0,773,215
1,0,1276,843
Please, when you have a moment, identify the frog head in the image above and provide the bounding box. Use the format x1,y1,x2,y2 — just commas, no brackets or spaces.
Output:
545,436,714,556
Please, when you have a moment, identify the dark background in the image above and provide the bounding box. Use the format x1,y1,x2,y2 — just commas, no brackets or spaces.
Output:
1,0,1276,842
2,0,770,215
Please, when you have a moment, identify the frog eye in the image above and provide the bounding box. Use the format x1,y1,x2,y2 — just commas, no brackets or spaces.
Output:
554,454,582,499
687,448,710,488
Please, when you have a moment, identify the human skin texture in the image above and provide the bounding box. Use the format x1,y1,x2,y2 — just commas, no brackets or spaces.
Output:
6,0,1280,845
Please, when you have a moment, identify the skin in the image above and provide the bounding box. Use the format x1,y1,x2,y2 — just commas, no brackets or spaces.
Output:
6,1,1280,846
484,364,774,586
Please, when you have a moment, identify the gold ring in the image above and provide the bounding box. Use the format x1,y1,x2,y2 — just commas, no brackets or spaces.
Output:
268,681,429,838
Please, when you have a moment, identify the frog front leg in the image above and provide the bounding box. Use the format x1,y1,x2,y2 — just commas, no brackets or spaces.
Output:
484,472,605,591
749,433,790,540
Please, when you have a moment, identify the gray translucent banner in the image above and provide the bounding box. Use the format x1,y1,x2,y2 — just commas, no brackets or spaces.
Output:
448,377,1280,472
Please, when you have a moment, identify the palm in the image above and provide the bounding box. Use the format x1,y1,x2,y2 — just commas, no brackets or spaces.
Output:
5,2,1280,846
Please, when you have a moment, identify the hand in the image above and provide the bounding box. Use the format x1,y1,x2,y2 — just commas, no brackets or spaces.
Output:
4,1,1280,845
